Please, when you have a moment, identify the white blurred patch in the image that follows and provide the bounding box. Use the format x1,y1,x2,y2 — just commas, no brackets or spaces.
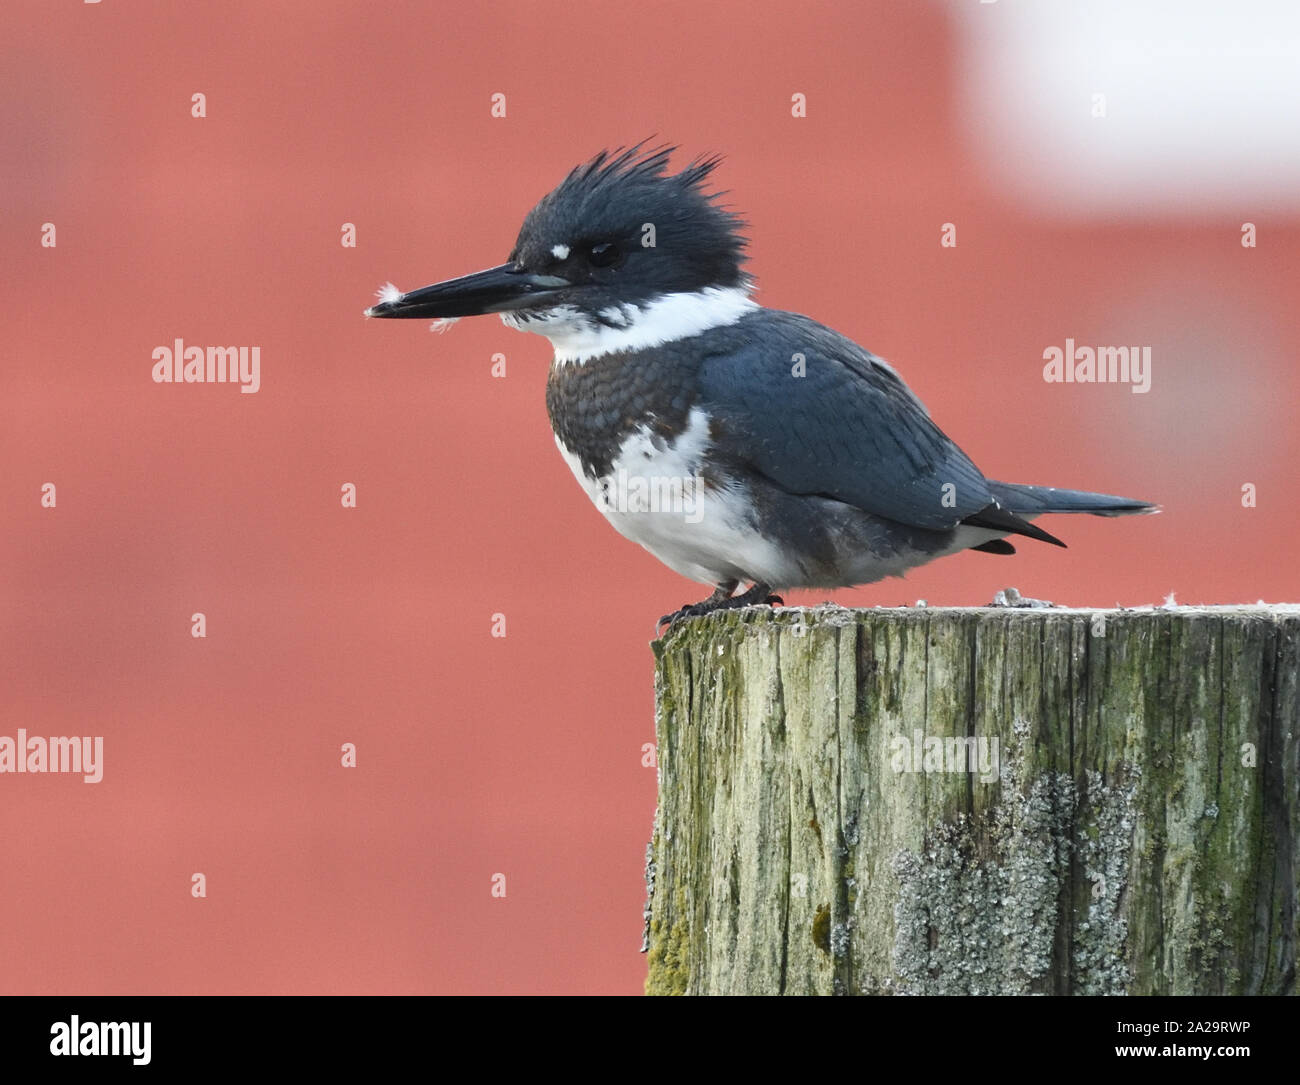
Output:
953,0,1300,215
375,282,403,304
430,318,459,334
551,244,570,260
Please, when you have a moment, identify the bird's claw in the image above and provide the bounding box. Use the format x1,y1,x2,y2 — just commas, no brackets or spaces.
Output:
656,603,708,633
655,591,785,635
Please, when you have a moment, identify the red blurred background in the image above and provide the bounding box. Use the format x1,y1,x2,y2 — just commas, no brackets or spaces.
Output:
3,1,1296,993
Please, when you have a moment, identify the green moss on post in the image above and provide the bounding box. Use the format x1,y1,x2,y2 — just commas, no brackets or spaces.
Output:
643,605,1300,995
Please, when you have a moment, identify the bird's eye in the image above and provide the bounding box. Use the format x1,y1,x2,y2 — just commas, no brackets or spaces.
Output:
589,242,619,268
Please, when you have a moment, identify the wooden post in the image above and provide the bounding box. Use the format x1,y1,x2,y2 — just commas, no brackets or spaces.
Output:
644,604,1299,995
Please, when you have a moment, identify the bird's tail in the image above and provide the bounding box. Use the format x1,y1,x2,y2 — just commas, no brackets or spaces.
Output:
988,481,1159,518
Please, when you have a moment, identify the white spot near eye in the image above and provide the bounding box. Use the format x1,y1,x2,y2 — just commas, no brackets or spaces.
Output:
550,244,570,260
376,281,403,304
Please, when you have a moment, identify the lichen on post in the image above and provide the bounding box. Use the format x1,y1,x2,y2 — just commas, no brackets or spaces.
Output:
644,604,1300,995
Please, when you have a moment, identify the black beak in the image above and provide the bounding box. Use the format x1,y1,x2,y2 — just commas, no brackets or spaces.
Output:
364,264,571,319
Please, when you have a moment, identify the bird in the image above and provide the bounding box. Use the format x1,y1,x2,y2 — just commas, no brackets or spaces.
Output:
364,143,1156,630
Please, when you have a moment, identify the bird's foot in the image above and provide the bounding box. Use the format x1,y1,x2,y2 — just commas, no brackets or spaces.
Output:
657,582,783,635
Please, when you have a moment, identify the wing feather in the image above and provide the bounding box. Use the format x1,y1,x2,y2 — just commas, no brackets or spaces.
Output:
696,311,996,531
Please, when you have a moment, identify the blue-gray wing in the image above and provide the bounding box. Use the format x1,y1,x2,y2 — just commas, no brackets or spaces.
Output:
695,311,996,531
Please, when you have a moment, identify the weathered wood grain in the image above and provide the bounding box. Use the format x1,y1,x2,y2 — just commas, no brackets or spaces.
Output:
644,605,1300,995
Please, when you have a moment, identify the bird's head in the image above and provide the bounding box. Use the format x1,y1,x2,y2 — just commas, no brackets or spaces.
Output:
365,143,753,361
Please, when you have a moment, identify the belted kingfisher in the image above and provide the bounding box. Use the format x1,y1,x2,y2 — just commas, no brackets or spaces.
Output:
366,144,1156,628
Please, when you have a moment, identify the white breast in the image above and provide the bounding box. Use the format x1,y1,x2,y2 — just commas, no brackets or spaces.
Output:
553,406,793,588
